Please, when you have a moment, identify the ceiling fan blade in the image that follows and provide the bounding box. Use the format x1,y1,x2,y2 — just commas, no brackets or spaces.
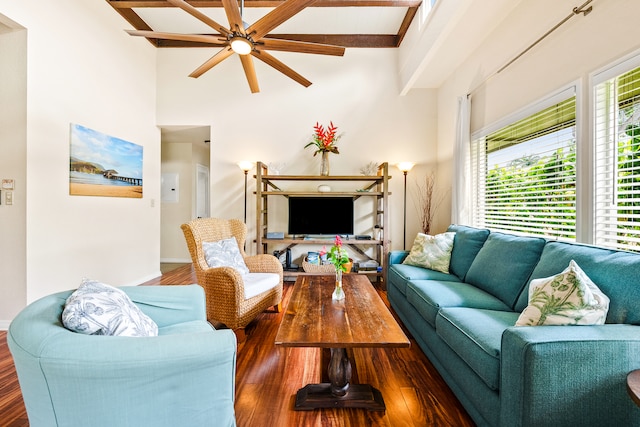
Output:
189,47,235,78
125,30,226,46
221,0,245,34
251,50,311,88
260,38,345,56
239,55,260,93
248,0,316,41
166,0,231,37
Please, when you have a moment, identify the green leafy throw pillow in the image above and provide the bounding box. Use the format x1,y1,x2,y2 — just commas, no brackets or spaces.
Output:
402,232,456,274
515,260,610,326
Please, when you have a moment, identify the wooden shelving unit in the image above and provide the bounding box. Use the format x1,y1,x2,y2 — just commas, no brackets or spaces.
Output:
255,161,391,286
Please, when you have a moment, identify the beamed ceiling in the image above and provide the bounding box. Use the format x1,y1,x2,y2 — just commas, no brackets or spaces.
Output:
106,0,422,49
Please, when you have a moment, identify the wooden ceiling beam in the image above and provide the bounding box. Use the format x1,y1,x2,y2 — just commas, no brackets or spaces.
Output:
107,0,422,8
151,34,398,48
264,34,397,48
395,6,418,47
108,6,159,46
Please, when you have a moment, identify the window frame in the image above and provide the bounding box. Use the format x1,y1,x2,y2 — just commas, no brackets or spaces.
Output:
470,83,582,239
590,51,640,251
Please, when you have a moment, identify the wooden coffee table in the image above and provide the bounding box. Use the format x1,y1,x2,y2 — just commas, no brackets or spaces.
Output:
275,274,410,411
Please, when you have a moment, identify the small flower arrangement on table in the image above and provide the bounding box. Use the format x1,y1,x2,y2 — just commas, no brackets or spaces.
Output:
321,235,350,272
320,235,349,301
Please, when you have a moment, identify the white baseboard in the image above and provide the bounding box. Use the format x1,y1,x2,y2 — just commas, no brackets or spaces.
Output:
160,258,191,263
0,320,11,331
122,271,162,287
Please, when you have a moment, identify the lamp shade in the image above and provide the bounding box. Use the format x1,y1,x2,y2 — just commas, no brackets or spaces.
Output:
237,161,254,172
396,162,416,173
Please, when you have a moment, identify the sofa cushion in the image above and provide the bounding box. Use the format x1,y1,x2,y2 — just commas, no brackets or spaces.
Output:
446,224,490,280
406,279,512,328
516,260,610,326
436,307,519,391
515,241,640,324
388,264,461,296
403,232,456,274
465,232,546,309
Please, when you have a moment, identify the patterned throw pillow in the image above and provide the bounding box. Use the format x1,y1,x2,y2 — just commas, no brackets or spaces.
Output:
402,232,456,274
62,278,158,336
515,260,610,326
202,236,250,275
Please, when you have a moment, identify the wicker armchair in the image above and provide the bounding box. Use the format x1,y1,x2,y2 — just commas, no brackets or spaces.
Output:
181,218,283,340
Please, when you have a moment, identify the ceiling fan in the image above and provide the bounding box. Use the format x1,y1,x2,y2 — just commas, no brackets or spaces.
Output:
126,0,346,93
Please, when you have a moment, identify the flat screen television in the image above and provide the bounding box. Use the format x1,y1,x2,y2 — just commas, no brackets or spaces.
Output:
288,196,354,236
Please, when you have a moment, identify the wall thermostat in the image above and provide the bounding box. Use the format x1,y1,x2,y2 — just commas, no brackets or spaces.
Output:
2,179,14,190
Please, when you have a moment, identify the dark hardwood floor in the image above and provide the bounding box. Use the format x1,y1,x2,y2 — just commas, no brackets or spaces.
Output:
0,265,474,426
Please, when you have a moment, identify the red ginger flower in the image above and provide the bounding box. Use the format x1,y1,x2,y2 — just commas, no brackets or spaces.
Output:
305,121,342,155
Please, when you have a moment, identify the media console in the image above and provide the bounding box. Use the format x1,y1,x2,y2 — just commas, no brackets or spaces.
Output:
254,162,391,286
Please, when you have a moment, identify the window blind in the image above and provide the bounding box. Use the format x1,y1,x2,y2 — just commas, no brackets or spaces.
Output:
594,65,640,251
471,96,577,240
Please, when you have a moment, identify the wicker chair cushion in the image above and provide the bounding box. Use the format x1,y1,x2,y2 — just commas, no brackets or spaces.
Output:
203,237,250,275
243,273,280,299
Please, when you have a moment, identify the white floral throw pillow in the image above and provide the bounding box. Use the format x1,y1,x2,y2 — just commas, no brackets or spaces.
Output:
62,278,158,337
515,260,610,326
402,232,456,274
202,236,250,275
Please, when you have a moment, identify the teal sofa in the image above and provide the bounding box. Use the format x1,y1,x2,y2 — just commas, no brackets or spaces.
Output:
388,225,640,427
8,285,237,427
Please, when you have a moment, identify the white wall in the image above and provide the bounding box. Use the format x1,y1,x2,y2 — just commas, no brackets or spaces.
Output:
431,0,640,234
155,47,438,254
0,17,27,327
161,142,192,262
0,0,159,314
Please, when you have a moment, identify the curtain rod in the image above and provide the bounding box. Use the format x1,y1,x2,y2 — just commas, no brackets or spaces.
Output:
468,0,594,97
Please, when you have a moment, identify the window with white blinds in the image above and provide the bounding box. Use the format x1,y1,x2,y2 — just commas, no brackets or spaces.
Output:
471,95,577,240
594,66,640,251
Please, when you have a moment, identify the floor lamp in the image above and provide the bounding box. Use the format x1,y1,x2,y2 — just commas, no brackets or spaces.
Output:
237,161,254,224
396,162,415,250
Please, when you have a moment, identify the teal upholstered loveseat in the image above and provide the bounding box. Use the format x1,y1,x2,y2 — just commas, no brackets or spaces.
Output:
388,225,640,427
8,284,237,427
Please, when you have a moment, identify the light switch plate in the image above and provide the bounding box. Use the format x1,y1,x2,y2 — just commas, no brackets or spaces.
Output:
5,191,13,205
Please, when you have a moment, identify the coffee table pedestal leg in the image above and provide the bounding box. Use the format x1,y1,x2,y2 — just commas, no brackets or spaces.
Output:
294,347,386,411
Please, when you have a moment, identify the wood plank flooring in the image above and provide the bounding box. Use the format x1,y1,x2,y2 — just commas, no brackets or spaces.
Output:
0,265,475,426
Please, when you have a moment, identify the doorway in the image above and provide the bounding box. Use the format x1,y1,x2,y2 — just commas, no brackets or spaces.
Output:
196,163,210,218
160,125,211,262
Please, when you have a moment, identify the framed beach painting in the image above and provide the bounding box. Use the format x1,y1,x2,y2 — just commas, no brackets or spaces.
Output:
69,124,143,198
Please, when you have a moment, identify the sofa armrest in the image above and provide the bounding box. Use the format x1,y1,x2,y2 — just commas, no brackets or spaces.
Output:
389,250,410,265
121,284,207,327
500,325,640,427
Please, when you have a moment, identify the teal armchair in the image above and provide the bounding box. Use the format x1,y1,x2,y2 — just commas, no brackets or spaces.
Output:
8,284,237,427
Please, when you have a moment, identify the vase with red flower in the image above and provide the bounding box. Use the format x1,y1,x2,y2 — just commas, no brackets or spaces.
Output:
304,121,342,176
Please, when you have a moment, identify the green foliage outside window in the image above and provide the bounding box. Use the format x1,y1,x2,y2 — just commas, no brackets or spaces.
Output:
484,141,576,240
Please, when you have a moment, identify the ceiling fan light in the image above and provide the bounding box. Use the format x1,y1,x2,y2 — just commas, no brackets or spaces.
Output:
231,37,252,55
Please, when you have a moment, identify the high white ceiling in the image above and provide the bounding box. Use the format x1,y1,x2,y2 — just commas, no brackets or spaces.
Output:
107,0,421,49
107,0,532,92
